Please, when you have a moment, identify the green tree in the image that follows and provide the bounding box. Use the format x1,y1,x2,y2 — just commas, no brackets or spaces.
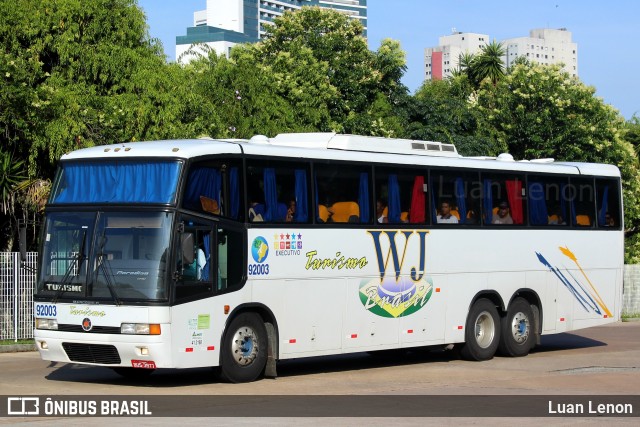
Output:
373,39,408,101
256,7,382,131
625,116,640,156
184,46,306,139
404,76,496,155
0,149,28,251
0,0,192,178
0,150,27,215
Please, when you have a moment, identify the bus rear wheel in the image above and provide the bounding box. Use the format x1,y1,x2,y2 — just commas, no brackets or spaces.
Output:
498,297,534,357
220,313,268,383
459,298,500,361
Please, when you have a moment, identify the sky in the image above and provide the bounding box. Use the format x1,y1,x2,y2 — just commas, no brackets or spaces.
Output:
138,0,639,119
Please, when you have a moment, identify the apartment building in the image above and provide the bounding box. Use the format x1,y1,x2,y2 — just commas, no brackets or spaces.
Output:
424,28,577,81
177,0,367,63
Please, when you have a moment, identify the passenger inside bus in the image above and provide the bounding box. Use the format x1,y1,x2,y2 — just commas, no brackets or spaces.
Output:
492,202,513,225
376,199,388,223
604,212,614,227
285,199,296,222
248,200,265,222
437,201,459,224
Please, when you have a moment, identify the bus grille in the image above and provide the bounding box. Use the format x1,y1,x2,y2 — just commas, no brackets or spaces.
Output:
58,324,121,334
62,343,121,364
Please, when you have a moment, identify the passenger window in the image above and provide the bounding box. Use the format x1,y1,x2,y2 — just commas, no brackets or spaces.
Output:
182,160,243,221
374,168,421,224
567,178,595,227
527,176,569,226
596,179,621,228
431,170,482,225
315,162,372,224
482,173,526,225
246,160,310,223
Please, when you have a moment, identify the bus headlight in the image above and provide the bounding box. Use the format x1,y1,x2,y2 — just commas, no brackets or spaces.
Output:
35,318,58,330
121,323,161,335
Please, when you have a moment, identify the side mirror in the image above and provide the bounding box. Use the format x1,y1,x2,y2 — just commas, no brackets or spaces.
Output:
18,225,27,262
181,233,195,265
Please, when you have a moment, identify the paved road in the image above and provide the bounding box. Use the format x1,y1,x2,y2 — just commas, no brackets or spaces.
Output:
1,321,639,424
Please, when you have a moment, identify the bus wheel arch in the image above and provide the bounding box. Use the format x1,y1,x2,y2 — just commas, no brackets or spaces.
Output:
459,297,501,361
220,304,279,382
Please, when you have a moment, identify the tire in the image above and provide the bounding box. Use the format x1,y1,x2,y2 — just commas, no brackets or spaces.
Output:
220,313,268,383
498,297,535,357
459,298,500,361
112,367,155,379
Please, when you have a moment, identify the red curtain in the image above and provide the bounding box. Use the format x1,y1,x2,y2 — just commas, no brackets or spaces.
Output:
506,180,524,224
410,176,425,223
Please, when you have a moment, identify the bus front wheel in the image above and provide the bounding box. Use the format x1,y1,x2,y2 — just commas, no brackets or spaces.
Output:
459,298,500,361
220,313,268,383
498,297,534,357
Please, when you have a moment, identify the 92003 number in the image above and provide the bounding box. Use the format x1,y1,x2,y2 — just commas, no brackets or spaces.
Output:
36,304,57,317
248,264,269,276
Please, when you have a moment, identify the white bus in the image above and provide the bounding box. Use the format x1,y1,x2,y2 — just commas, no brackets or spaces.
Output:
32,133,623,383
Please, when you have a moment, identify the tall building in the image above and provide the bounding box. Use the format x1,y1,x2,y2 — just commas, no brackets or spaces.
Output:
424,28,578,82
502,28,578,77
177,0,368,63
424,32,489,81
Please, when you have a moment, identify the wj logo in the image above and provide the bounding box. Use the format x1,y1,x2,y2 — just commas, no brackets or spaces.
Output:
359,230,434,318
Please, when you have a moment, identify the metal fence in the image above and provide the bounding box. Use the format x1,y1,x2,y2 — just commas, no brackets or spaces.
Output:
0,252,37,341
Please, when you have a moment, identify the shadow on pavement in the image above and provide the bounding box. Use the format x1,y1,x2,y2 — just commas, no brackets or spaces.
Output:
533,331,607,353
43,330,607,386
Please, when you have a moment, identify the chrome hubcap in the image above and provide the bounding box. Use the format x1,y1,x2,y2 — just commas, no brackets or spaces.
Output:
510,312,530,344
231,326,259,366
474,310,495,349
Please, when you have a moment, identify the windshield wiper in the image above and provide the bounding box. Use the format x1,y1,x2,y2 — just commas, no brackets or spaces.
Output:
52,229,87,303
95,235,121,306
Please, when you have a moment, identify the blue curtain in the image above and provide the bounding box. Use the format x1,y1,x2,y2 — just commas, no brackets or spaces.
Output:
184,167,221,211
53,161,181,204
570,197,577,226
388,175,401,223
359,172,370,222
598,186,609,225
295,170,308,222
483,179,493,224
455,178,467,224
263,168,278,222
201,234,211,281
230,167,239,219
528,182,548,225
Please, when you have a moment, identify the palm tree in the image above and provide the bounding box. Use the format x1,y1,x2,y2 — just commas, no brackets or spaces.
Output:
469,40,506,87
0,150,27,215
458,52,475,74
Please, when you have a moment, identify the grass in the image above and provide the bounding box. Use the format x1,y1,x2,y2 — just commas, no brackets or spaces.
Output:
0,339,34,346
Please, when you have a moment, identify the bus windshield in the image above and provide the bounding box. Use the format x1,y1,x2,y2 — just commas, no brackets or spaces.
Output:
37,211,173,302
49,160,182,205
